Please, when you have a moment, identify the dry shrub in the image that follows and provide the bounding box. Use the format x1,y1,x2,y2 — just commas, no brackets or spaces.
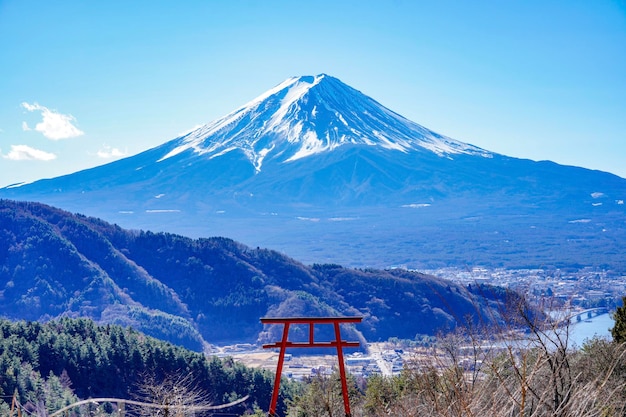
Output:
357,294,626,417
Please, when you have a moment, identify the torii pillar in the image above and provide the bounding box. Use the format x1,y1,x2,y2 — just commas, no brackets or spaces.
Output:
260,316,363,417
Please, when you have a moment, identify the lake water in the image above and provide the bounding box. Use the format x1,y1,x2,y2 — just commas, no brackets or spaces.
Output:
568,313,614,348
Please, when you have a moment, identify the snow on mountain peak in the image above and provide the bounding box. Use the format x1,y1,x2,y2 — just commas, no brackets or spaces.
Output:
158,74,491,171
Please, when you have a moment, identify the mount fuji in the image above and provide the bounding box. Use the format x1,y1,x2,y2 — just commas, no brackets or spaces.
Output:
2,74,625,270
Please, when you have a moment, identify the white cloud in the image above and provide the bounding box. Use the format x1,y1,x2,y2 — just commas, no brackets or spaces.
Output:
3,144,57,161
97,145,127,158
22,121,31,131
21,102,39,112
21,102,84,140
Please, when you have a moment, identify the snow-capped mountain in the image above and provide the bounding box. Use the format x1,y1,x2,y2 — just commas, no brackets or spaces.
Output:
2,74,625,271
160,74,491,171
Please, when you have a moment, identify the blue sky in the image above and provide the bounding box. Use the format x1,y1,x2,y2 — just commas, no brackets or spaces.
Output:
1,0,625,187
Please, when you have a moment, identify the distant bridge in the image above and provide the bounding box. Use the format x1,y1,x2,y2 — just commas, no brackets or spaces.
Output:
562,307,609,325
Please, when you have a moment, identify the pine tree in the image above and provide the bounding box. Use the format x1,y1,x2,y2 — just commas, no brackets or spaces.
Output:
611,296,626,343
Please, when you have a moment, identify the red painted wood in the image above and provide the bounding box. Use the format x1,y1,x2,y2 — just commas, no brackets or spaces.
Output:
262,341,360,349
261,317,362,417
334,321,352,417
268,322,290,417
261,316,362,324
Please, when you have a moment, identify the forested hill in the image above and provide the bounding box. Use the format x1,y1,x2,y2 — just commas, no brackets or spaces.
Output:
1,199,514,349
0,317,289,415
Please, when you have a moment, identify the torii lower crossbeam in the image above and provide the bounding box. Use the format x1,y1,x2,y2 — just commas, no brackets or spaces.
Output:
260,316,363,417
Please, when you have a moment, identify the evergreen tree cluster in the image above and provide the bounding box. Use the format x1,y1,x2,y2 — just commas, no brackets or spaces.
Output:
0,317,294,416
611,296,626,343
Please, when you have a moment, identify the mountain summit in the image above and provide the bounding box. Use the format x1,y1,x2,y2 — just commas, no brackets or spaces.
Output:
1,74,625,270
160,74,490,171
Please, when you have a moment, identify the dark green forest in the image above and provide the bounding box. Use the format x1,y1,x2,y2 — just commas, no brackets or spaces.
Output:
0,317,295,416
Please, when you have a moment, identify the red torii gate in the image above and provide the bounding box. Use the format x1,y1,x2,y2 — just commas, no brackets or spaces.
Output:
260,316,363,417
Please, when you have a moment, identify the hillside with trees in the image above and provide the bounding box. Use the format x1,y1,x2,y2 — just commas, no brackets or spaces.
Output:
2,309,626,416
0,199,517,349
0,317,295,416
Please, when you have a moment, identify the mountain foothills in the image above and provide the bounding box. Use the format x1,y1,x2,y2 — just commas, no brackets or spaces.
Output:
1,74,625,271
0,199,515,350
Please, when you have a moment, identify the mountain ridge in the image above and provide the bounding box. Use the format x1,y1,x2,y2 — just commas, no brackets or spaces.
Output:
0,199,514,349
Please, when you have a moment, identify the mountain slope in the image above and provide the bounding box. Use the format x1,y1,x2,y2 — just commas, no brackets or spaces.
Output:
1,74,625,270
158,74,490,170
0,200,515,347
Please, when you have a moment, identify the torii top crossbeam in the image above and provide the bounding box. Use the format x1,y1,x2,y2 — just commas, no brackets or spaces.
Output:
260,316,363,417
